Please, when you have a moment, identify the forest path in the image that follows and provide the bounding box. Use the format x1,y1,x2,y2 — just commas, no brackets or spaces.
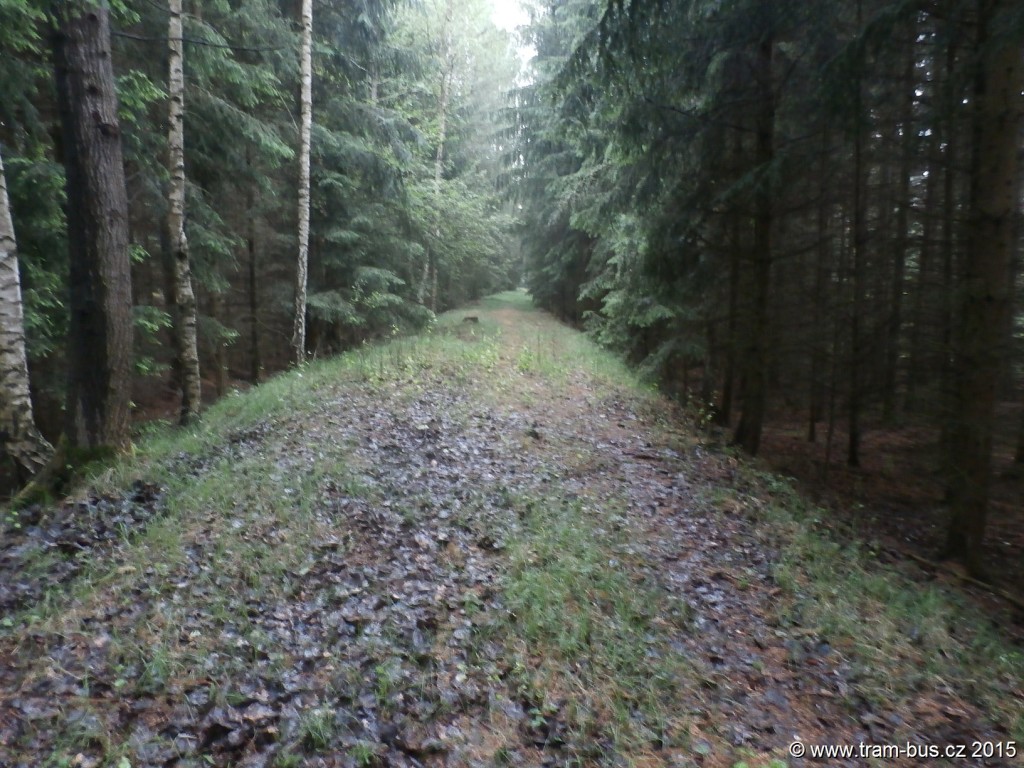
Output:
0,292,1017,768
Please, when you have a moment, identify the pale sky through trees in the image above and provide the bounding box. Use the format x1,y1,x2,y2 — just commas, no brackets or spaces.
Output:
490,0,528,32
490,0,533,76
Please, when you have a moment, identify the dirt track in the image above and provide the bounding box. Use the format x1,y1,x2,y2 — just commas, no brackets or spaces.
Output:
0,296,1017,767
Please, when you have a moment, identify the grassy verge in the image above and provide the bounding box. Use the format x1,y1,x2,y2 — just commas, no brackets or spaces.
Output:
719,468,1024,744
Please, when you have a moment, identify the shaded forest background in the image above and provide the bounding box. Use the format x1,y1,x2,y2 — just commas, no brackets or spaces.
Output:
1,0,1022,585
0,0,521,443
516,0,1024,585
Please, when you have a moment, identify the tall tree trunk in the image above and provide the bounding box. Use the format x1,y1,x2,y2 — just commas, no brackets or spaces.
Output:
418,247,431,306
247,191,261,383
167,0,201,424
907,125,940,413
716,215,741,427
732,29,774,456
0,148,54,476
1016,403,1024,465
52,0,133,453
808,184,830,444
701,319,716,409
420,0,455,311
824,212,850,480
291,0,313,365
209,290,228,398
847,0,866,468
938,27,963,482
847,149,865,467
882,43,916,424
943,1,1022,578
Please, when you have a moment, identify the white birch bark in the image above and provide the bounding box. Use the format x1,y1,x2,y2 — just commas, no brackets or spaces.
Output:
0,148,54,475
291,0,313,364
168,0,202,423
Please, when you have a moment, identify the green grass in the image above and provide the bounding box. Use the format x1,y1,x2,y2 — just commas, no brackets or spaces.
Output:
718,470,1024,743
297,707,336,751
492,490,692,762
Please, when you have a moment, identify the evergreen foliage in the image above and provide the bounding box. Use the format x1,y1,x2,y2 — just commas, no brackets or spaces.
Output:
0,0,519,472
514,0,1024,577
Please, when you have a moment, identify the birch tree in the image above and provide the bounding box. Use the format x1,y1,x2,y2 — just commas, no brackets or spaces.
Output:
167,0,202,423
0,147,53,475
291,0,313,364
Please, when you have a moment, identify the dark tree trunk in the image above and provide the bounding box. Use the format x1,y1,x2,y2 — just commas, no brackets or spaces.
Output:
248,211,261,383
716,224,741,427
883,38,917,423
701,321,716,410
943,0,1022,579
847,0,866,469
808,129,831,444
1016,404,1024,465
938,109,959,468
209,290,229,398
733,29,774,456
907,126,940,413
809,196,829,444
937,26,964,486
52,0,133,453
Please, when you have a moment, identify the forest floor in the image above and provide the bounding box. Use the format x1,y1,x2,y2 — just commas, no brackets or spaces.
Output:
0,291,1021,768
759,417,1024,601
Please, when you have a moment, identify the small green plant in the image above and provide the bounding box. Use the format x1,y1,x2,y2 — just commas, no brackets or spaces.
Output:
272,750,303,768
136,641,176,694
298,708,334,751
350,740,379,767
374,660,403,709
516,346,536,373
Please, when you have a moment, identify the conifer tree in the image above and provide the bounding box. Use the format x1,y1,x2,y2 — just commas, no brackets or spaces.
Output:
52,0,133,452
943,0,1023,577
